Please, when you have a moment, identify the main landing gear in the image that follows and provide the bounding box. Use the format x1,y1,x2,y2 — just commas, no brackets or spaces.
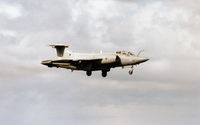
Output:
86,70,108,77
86,71,92,76
102,70,107,77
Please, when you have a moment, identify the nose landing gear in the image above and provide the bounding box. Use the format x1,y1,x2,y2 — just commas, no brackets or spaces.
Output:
129,69,133,75
129,66,134,75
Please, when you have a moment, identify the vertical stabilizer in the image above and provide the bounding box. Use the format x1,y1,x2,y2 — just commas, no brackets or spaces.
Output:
49,44,69,57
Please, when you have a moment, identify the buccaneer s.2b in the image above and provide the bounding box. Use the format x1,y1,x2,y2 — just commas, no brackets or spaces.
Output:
41,44,149,77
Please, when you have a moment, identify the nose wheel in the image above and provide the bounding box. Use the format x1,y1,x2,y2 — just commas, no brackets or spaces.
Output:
129,69,133,75
129,66,134,75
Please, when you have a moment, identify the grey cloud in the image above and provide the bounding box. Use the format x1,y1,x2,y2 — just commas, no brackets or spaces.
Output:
0,73,199,125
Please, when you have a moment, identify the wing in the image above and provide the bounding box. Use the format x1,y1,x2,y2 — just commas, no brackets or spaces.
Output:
51,58,102,70
52,58,102,63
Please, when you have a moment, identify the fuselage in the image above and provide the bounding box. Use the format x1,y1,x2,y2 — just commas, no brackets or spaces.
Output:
42,51,149,71
41,44,149,77
65,51,148,65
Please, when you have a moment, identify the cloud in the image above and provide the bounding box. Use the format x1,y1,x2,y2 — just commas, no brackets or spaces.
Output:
0,2,22,19
0,73,199,125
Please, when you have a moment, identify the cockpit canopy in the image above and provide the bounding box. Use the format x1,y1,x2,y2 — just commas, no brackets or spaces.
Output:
116,51,135,56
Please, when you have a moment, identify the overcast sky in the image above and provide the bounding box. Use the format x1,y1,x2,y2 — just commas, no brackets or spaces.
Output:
0,0,200,125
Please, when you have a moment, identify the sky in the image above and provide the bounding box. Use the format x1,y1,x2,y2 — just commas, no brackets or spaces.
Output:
0,0,200,125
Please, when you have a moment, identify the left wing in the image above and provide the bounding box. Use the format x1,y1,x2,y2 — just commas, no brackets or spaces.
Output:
51,58,102,70
52,58,102,63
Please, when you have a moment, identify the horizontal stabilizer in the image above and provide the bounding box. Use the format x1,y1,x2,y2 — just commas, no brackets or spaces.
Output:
49,44,69,57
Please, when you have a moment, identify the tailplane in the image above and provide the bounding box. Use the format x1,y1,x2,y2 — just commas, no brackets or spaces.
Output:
49,44,69,57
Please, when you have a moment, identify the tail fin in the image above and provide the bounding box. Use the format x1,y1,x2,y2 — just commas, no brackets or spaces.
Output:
49,44,69,57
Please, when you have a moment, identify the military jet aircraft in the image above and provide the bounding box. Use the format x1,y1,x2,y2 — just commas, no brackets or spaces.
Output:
41,44,149,77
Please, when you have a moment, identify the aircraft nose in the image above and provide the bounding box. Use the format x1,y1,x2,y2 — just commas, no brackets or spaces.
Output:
138,58,149,63
142,58,149,62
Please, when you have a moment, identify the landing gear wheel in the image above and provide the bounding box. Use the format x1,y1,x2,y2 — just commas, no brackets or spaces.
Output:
129,70,133,75
86,71,92,76
129,65,133,75
102,71,107,77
